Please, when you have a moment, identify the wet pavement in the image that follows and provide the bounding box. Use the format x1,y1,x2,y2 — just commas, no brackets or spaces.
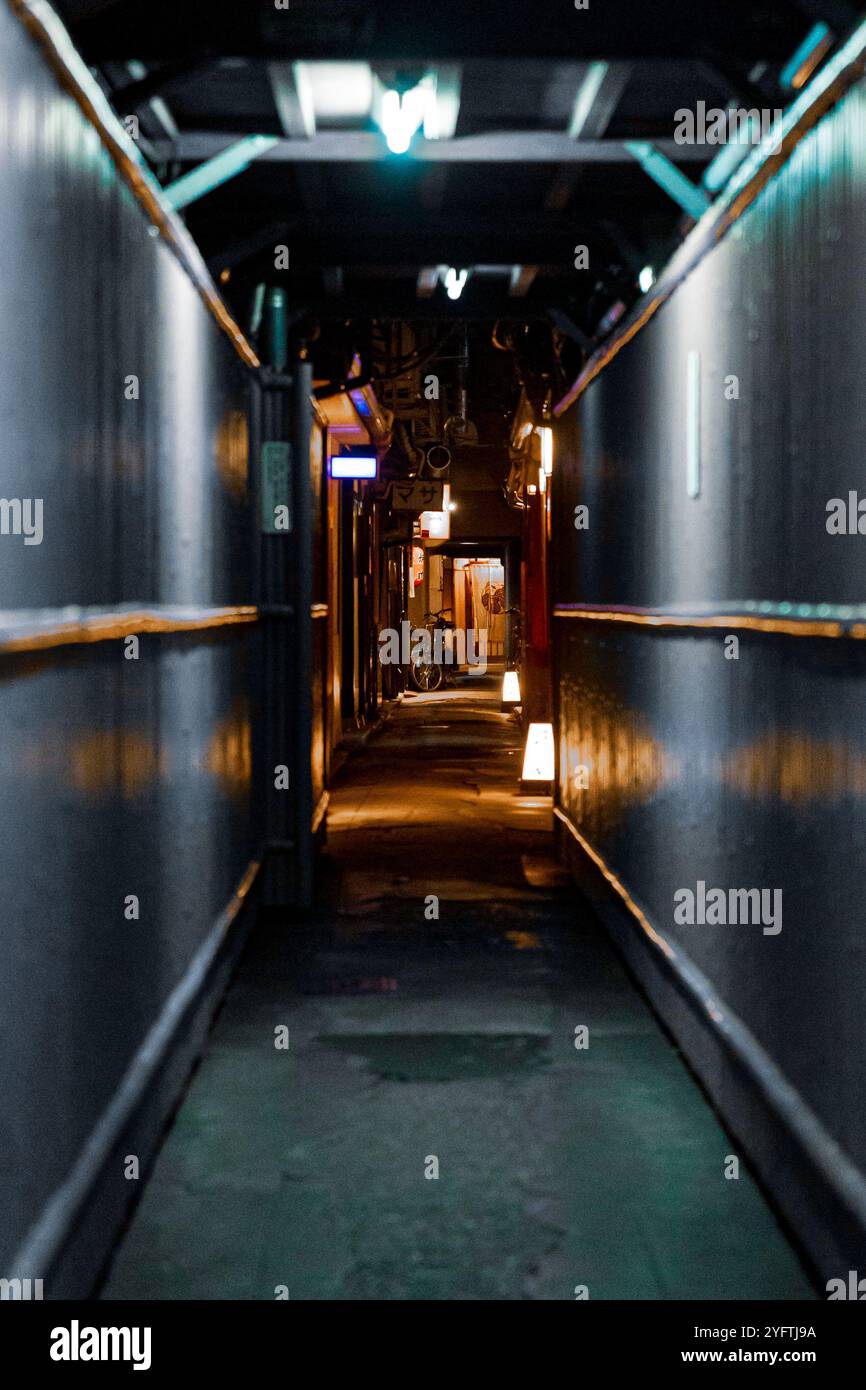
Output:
103,674,816,1300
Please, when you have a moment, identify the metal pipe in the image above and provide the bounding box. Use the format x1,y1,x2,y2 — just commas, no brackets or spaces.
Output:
293,359,314,908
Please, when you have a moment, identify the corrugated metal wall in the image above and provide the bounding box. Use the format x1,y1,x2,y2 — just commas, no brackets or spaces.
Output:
553,75,866,1271
0,7,257,1278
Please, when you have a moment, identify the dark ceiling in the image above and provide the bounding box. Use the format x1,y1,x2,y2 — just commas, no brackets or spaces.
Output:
54,0,859,344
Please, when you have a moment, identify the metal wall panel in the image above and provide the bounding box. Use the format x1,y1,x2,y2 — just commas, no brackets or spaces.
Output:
0,8,255,1271
553,76,866,1229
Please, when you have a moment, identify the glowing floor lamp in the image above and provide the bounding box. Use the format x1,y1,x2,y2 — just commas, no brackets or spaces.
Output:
521,722,554,790
501,668,521,710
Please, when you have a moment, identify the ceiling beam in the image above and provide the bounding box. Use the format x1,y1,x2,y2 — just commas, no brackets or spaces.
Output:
547,60,632,212
568,61,631,139
121,60,177,141
267,61,317,138
425,64,462,139
163,135,279,210
157,131,710,164
266,61,323,220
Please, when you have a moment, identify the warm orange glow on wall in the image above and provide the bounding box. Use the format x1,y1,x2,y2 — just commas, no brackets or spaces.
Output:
215,409,249,499
722,732,866,805
553,606,845,640
204,700,253,802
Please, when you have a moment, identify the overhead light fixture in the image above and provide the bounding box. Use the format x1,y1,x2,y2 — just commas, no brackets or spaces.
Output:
444,267,469,301
639,264,655,293
501,669,521,708
380,85,427,154
539,425,554,476
521,723,555,784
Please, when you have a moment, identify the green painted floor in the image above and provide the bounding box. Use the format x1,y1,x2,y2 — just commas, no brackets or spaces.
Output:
103,676,816,1300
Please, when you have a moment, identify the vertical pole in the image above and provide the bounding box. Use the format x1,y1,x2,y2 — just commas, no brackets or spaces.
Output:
293,359,314,908
248,373,267,860
258,373,293,906
340,485,355,720
258,289,295,906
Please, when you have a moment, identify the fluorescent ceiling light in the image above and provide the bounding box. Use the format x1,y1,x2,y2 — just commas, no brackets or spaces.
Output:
305,62,374,121
380,85,429,153
444,267,468,300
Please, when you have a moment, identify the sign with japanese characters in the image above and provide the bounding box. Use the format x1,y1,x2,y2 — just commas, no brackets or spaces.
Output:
391,480,444,512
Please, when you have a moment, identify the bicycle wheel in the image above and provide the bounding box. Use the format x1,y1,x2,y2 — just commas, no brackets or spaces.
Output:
412,659,443,692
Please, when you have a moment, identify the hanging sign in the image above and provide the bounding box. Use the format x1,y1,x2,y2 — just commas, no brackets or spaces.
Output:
391,480,444,512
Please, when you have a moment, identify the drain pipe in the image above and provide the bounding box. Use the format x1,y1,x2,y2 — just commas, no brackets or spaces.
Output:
263,286,288,373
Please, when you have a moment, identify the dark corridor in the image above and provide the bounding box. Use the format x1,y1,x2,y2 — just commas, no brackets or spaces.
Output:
3,0,866,1351
103,679,812,1301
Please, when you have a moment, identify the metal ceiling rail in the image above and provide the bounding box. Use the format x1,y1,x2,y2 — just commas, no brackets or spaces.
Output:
155,131,710,164
554,12,866,416
8,0,261,370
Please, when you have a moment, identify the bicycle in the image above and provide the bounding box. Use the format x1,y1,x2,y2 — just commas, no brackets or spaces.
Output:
408,608,455,692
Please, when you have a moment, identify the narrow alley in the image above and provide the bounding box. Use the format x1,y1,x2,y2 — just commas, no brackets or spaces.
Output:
5,0,866,1351
103,677,813,1301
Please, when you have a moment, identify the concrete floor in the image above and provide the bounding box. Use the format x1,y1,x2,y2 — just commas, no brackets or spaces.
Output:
103,674,816,1300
